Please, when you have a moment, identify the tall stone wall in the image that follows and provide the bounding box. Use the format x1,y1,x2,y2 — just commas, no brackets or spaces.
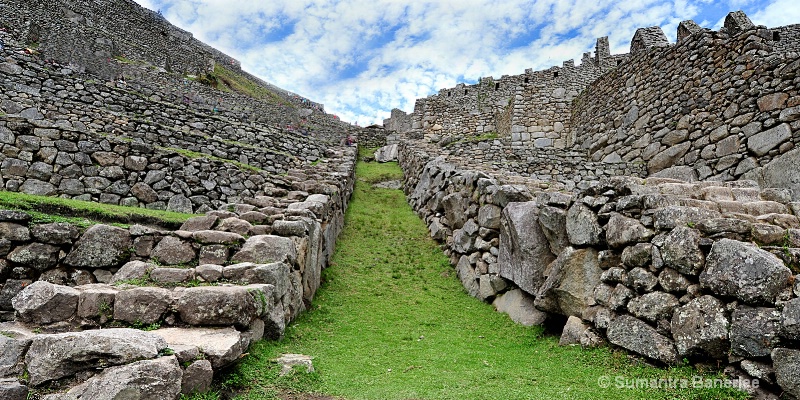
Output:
572,14,800,190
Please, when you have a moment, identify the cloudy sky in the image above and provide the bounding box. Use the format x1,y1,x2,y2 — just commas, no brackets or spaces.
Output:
132,0,798,126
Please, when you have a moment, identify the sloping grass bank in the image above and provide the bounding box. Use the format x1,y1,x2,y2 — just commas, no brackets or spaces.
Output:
211,158,745,400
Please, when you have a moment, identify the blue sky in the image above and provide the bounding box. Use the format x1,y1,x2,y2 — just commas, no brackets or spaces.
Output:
133,0,799,126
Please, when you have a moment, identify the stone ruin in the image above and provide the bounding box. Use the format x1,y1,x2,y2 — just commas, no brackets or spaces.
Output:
1,0,800,398
381,10,800,399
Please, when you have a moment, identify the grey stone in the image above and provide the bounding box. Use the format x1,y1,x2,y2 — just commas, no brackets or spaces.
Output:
456,256,479,298
374,144,398,162
535,247,602,317
25,328,166,386
113,287,172,324
150,267,194,284
498,202,555,295
151,236,196,265
607,315,677,364
63,356,182,400
231,235,297,265
6,243,60,270
111,260,156,283
605,213,653,248
30,222,79,244
671,295,729,359
179,216,218,232
781,297,800,340
477,204,502,229
492,288,547,326
699,239,792,305
621,243,651,268
658,268,691,293
652,206,721,230
658,226,704,275
730,306,780,358
196,264,223,282
0,223,30,242
153,327,249,369
167,195,193,213
0,378,27,400
628,292,680,323
12,281,79,324
19,179,56,196
0,333,30,377
539,206,568,255
626,267,658,292
772,348,800,398
559,315,590,346
76,284,117,322
566,203,602,246
64,224,132,269
181,359,213,395
747,123,791,156
177,286,259,328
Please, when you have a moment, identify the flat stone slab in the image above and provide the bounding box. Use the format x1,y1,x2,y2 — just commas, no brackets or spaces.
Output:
152,327,249,369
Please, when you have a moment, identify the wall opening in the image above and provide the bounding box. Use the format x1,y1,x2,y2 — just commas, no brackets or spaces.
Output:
495,83,500,90
524,77,529,83
448,91,451,97
554,71,559,78
616,59,622,66
464,89,468,95
773,31,781,41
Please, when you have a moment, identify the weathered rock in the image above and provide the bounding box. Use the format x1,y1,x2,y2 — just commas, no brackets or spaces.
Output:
0,378,27,400
151,236,196,265
63,224,132,269
179,216,218,232
566,203,602,246
700,239,792,305
772,348,800,398
658,268,691,293
274,353,315,376
113,287,172,325
620,243,651,268
780,297,800,340
658,226,705,275
6,243,60,271
0,223,30,242
25,328,166,386
607,315,677,364
605,213,653,248
181,359,213,395
492,288,547,326
671,295,730,359
626,267,658,292
11,281,79,324
150,267,194,284
374,144,398,162
196,264,223,282
153,327,249,369
63,356,182,400
30,222,79,244
498,202,555,295
177,286,260,328
628,292,680,323
652,206,721,230
231,235,297,265
0,333,29,377
539,206,569,254
730,306,780,358
456,256,479,298
111,260,156,283
559,315,590,346
535,247,602,317
477,204,502,229
76,284,117,322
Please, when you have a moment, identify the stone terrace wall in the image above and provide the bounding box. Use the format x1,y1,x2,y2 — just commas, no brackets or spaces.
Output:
0,146,356,398
572,14,800,189
390,37,628,148
398,141,800,398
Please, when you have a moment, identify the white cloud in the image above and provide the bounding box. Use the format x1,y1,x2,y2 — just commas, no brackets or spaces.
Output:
135,0,788,125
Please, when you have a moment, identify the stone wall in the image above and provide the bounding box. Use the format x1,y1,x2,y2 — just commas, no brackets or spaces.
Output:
398,140,800,397
571,13,800,192
0,145,356,398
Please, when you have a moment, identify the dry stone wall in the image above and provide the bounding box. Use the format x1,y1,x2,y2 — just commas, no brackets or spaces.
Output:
0,145,356,398
572,14,800,189
398,141,800,398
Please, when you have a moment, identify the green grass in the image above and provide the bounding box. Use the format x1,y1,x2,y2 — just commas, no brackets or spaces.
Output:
204,159,746,400
211,65,293,107
0,191,195,229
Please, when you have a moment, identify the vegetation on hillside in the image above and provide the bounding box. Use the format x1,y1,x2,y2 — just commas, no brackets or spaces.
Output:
195,65,294,107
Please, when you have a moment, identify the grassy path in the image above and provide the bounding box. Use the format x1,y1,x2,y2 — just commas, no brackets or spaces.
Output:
219,159,745,400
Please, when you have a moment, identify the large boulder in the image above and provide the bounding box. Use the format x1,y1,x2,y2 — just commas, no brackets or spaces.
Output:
0,333,29,377
782,298,800,340
181,359,213,395
231,235,297,265
11,281,79,324
61,356,182,400
671,295,729,359
607,315,677,364
6,243,61,270
25,329,166,386
699,239,792,305
539,206,569,255
63,224,132,269
535,247,602,318
177,286,260,328
498,202,555,295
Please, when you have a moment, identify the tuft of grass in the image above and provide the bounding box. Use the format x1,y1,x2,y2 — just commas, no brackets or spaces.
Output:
0,191,195,229
212,159,747,400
